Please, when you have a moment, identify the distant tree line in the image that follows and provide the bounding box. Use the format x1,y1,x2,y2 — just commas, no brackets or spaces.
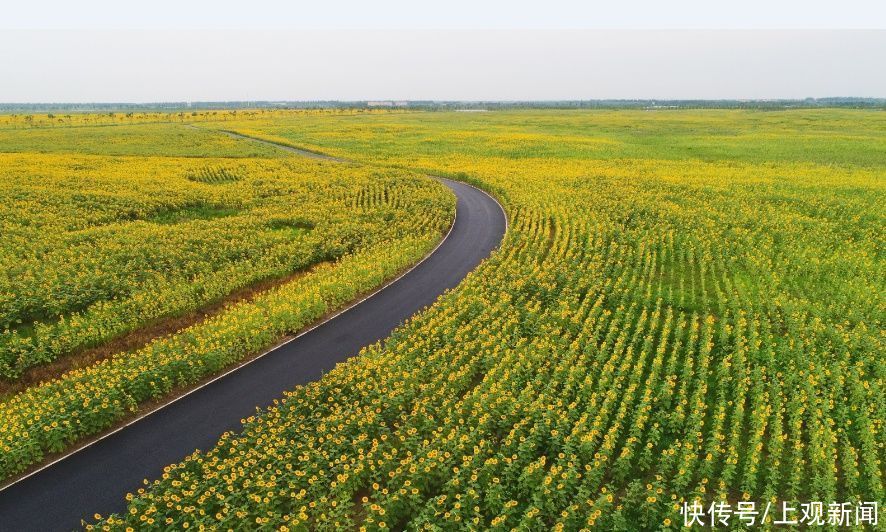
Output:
427,98,886,110
0,97,883,114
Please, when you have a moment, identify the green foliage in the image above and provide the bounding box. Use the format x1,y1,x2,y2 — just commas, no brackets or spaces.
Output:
10,109,883,530
0,121,454,481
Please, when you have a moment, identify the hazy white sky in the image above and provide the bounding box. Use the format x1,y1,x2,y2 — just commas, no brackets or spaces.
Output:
2,1,885,102
4,0,886,30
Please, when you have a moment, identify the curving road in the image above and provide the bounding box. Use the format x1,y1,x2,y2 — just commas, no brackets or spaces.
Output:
0,140,506,530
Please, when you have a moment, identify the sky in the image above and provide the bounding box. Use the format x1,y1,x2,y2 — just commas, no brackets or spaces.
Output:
1,0,885,102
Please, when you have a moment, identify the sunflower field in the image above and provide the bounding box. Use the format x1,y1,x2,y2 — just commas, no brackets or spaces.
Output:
0,123,454,479
90,109,884,530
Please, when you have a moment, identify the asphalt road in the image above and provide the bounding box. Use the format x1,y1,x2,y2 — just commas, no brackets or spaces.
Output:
0,171,506,530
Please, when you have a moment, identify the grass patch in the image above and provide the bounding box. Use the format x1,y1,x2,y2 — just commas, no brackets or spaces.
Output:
149,204,241,224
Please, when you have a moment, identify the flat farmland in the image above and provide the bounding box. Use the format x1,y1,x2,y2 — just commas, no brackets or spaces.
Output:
0,108,882,530
0,120,455,482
